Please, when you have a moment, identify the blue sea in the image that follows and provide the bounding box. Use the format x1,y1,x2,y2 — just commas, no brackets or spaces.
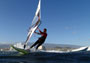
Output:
0,51,90,63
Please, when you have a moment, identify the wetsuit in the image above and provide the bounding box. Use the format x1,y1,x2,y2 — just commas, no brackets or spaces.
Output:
30,29,47,50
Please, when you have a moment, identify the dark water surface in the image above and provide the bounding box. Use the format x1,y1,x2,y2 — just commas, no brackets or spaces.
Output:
0,51,90,63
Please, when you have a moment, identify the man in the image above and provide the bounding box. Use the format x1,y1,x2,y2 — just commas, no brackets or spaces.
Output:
30,28,47,50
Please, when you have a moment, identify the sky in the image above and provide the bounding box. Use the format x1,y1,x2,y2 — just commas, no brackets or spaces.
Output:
0,0,90,46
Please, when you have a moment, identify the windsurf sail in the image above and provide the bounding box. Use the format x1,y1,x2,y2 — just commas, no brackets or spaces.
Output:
24,0,41,49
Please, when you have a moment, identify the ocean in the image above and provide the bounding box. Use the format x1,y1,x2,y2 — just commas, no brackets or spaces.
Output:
0,51,90,63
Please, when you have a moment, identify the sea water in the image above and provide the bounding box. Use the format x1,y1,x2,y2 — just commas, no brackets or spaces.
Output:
0,51,90,63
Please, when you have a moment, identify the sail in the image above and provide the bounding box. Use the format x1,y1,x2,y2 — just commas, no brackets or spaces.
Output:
24,0,41,47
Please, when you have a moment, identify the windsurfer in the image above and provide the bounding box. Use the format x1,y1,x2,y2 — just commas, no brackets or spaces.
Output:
30,28,47,50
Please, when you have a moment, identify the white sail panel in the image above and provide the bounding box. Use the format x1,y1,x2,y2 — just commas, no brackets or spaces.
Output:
32,0,41,26
35,0,41,16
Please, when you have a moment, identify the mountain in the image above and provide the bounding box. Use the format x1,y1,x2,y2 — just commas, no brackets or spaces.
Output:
43,43,81,49
0,43,81,49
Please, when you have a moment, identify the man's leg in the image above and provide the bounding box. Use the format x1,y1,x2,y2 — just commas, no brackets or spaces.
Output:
36,42,44,50
30,40,40,48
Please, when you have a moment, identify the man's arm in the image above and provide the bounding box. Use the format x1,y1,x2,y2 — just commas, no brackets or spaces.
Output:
37,28,43,34
34,31,41,35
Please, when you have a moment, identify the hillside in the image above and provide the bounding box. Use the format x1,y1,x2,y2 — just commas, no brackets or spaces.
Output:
0,43,81,51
